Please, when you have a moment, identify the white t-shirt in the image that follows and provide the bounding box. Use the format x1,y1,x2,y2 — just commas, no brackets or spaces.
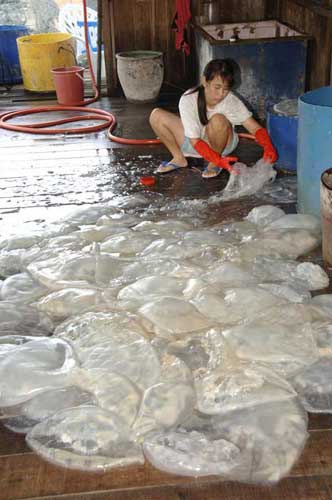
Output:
179,89,252,139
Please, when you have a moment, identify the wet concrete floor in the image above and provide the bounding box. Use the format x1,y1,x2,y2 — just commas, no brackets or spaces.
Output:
0,88,268,237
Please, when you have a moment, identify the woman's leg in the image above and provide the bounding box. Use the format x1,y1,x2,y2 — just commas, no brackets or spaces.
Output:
149,108,188,170
203,114,234,178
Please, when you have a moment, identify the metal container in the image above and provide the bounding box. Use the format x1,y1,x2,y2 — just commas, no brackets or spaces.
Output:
194,20,309,119
298,87,332,217
321,168,332,267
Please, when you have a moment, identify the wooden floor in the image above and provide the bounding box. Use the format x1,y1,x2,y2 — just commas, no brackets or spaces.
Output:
0,86,332,500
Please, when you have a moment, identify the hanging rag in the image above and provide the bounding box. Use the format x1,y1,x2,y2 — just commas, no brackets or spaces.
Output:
171,0,191,55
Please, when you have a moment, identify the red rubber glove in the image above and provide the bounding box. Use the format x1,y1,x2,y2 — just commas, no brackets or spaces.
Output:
255,128,278,164
193,139,239,174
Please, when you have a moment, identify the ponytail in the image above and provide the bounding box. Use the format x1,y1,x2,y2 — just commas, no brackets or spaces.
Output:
186,85,209,125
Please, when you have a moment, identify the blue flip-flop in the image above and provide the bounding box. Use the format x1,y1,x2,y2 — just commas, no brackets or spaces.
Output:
155,160,187,174
202,165,222,179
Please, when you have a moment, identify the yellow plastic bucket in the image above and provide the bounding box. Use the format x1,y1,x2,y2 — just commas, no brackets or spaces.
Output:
17,32,76,92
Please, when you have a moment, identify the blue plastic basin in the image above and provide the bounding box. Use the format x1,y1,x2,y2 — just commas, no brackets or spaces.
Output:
0,25,29,85
267,108,298,172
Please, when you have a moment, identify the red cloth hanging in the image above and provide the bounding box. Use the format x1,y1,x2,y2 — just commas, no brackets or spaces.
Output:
171,0,191,55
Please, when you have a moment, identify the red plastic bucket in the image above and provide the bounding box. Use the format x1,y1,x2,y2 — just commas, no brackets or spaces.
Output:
51,66,84,105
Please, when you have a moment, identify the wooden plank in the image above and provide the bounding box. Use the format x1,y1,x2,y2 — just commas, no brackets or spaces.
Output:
219,0,266,22
286,0,332,18
102,0,117,96
134,0,153,49
24,475,332,500
265,0,281,19
309,414,332,431
110,0,118,90
278,0,332,88
1,429,332,500
0,425,30,455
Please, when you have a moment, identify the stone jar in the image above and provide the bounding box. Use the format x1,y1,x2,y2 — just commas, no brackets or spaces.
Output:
116,51,164,103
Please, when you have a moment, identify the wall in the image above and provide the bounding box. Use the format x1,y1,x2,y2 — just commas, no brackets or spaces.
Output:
111,0,188,87
192,0,266,22
109,0,267,88
266,0,332,89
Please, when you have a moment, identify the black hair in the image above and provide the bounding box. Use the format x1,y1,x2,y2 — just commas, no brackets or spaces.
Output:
187,59,234,126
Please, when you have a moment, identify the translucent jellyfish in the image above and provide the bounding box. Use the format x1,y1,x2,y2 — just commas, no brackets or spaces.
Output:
1,272,48,304
182,229,227,247
132,219,193,236
138,297,213,337
76,224,129,243
26,406,144,471
252,256,328,291
195,362,297,415
133,382,196,436
222,321,318,377
257,303,313,326
37,288,103,321
192,286,286,326
182,278,222,302
0,301,53,336
211,397,308,483
100,230,157,256
158,353,193,386
59,205,115,226
239,229,320,260
0,249,24,277
81,369,141,426
0,337,77,406
210,160,276,202
96,212,141,227
264,213,321,234
1,385,94,434
41,233,87,252
28,250,128,289
117,275,186,310
258,283,311,303
202,262,259,288
246,205,285,227
290,357,332,413
214,220,259,243
0,233,43,251
121,259,203,284
0,335,41,361
166,329,229,374
312,322,332,349
142,237,232,265
310,295,332,320
143,429,246,478
81,337,160,392
54,311,149,353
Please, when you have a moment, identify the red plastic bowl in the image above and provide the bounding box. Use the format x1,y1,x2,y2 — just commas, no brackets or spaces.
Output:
140,176,156,186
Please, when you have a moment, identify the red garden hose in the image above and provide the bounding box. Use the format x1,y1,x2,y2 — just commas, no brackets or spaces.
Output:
0,0,254,146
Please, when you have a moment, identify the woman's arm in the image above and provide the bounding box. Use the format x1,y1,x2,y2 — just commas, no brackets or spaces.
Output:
242,117,278,164
242,116,262,135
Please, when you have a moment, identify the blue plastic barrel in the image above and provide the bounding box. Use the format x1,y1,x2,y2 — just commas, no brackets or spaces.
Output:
0,25,29,85
298,87,332,217
267,108,298,172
